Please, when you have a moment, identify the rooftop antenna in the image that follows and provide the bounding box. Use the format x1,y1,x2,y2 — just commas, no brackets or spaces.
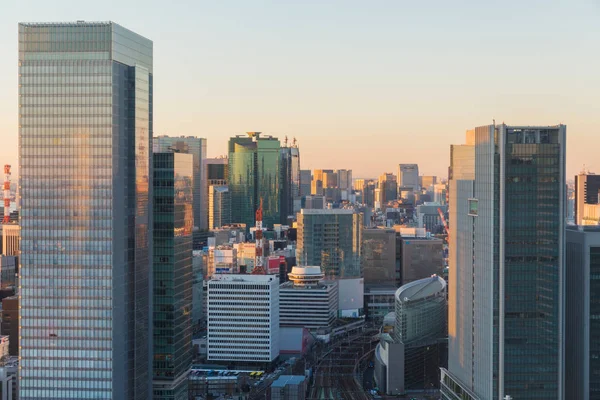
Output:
284,136,288,147
293,137,297,148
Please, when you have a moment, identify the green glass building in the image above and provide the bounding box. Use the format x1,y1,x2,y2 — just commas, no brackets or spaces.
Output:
152,153,194,399
228,132,281,229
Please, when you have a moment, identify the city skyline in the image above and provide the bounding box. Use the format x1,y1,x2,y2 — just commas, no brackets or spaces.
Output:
2,1,599,178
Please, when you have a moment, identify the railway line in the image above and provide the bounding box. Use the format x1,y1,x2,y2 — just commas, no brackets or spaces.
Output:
308,329,379,400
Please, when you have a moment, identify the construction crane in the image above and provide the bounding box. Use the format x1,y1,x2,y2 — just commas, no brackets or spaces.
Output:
252,198,266,275
437,207,449,243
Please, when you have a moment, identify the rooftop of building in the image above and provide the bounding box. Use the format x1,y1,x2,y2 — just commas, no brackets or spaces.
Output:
300,208,355,215
271,375,306,387
210,274,278,283
396,275,446,303
364,284,399,295
280,280,335,291
567,225,600,232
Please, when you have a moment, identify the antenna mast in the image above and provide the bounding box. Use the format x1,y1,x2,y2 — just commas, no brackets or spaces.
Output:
252,198,266,275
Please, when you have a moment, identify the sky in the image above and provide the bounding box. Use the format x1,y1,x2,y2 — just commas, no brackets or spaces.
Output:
1,0,599,179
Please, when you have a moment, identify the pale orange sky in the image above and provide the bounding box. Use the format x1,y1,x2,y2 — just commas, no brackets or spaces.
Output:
1,1,599,179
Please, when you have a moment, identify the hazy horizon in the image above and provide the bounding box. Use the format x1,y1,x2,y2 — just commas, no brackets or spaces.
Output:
2,1,599,179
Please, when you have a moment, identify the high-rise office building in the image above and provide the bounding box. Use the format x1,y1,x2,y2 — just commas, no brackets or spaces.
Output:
575,172,600,226
299,170,312,198
0,297,17,357
208,185,231,230
378,173,397,206
296,209,362,279
154,136,208,235
228,132,280,229
336,169,353,192
280,146,301,223
152,153,193,399
205,157,228,224
419,175,437,191
398,164,419,198
565,225,600,399
441,124,566,400
207,274,280,364
18,22,153,399
362,228,397,285
397,232,444,285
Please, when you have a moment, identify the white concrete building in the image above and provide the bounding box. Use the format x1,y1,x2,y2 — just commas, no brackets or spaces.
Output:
207,274,279,363
279,266,338,329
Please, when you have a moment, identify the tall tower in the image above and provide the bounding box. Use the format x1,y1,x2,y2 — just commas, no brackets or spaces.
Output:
252,199,266,275
442,124,566,400
18,22,153,400
152,153,193,399
228,132,281,229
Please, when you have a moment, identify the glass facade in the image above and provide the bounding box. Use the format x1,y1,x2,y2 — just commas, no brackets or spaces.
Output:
503,127,562,397
445,125,565,400
590,247,600,398
18,22,152,400
228,133,280,229
279,147,300,223
296,210,362,279
152,153,193,400
153,136,208,234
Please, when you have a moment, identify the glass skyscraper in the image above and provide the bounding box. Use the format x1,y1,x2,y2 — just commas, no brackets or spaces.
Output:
296,209,363,279
228,132,280,229
442,124,566,400
152,153,194,399
279,146,300,223
18,22,152,399
153,136,208,240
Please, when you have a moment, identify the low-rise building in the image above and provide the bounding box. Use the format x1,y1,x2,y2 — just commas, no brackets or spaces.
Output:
279,266,338,329
269,375,306,400
364,284,398,321
374,276,447,395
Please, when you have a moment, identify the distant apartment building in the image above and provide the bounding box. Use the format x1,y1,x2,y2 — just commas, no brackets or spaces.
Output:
575,172,600,225
207,274,280,364
279,266,338,329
